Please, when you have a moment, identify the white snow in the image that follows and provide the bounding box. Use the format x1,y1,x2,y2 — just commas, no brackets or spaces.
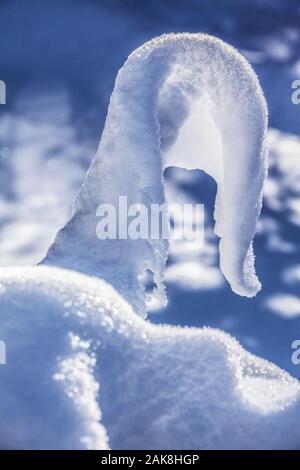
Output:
0,90,90,265
1,265,300,450
164,261,224,291
43,33,268,316
283,265,300,285
0,0,299,452
265,294,300,318
266,130,300,228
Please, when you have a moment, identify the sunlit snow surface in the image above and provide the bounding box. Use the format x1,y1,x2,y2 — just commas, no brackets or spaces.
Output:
0,266,300,449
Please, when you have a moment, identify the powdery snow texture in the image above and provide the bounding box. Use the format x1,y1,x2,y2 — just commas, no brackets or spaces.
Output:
0,265,299,450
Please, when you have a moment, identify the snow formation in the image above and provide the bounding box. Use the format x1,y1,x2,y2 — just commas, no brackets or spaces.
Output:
43,33,268,316
0,3,299,451
0,265,300,450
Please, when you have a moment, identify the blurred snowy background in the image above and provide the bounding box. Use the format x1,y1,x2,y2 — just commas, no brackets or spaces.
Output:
0,0,300,376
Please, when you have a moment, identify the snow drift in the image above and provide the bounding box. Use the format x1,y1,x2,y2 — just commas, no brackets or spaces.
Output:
0,266,299,450
43,33,268,316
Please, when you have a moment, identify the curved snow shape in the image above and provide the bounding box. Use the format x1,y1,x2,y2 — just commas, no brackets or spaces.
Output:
0,266,299,450
43,33,268,316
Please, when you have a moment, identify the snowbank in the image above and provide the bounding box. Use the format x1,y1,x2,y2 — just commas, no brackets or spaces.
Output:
43,33,268,316
0,265,299,450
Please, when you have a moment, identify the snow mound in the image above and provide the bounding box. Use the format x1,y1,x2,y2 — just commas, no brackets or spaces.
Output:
43,33,268,316
0,265,299,450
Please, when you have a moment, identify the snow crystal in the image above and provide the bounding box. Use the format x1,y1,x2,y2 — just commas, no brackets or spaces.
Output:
0,265,300,450
43,33,268,316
